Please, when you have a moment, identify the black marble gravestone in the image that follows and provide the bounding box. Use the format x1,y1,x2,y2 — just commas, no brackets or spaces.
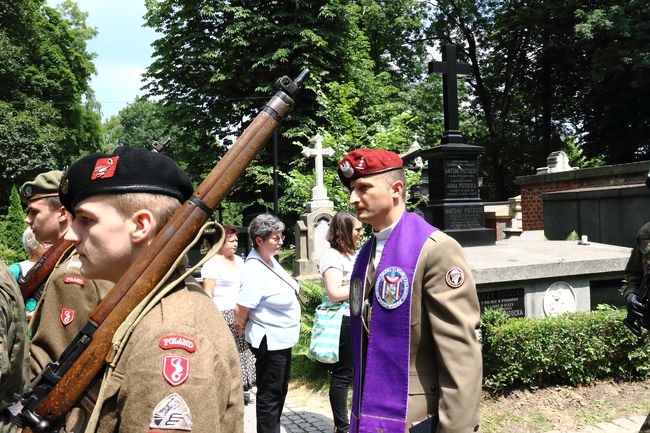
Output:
405,44,494,246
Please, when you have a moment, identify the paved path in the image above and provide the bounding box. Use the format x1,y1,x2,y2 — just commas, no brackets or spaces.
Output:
244,387,646,433
544,415,646,433
244,388,334,433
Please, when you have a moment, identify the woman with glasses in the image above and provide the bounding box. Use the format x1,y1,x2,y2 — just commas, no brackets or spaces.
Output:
319,210,363,433
235,214,300,433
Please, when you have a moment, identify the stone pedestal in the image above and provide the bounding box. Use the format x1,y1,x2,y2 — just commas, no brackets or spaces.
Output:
417,143,494,246
293,208,335,280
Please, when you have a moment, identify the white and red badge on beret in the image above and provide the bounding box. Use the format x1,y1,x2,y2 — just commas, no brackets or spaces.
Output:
337,148,403,188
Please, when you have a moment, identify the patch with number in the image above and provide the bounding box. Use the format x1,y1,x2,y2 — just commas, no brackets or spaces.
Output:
350,278,363,316
63,275,85,286
445,267,465,288
60,308,75,326
91,156,119,180
149,393,192,431
159,335,197,353
162,355,190,387
374,267,409,310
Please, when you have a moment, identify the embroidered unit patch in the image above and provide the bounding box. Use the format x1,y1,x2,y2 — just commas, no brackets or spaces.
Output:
150,393,192,431
162,355,190,387
374,266,409,310
159,335,197,353
63,275,85,286
350,278,363,316
445,267,465,288
60,308,75,326
91,156,119,180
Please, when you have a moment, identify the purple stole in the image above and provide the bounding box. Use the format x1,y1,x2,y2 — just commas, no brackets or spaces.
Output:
349,212,437,432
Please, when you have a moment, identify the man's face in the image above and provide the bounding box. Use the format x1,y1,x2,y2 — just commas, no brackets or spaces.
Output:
348,173,398,230
64,196,134,283
24,198,63,243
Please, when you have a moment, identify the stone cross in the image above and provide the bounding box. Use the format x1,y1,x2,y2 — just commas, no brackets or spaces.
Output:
429,44,472,144
302,133,334,211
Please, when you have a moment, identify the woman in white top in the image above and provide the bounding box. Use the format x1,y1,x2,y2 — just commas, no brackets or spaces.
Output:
319,210,362,433
201,225,256,396
235,214,301,433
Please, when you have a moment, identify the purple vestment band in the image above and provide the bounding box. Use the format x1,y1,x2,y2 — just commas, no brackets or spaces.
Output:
349,212,437,432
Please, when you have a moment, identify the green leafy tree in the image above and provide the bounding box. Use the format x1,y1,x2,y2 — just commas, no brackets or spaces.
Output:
0,0,101,203
0,186,27,263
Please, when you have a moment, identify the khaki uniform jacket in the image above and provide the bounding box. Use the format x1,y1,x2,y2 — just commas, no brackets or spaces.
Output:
366,230,482,433
28,248,113,378
93,279,244,433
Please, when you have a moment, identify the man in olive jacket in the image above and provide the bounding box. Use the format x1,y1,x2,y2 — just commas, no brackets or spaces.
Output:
337,148,482,433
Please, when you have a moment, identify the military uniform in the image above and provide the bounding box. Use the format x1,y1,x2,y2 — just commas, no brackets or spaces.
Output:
621,222,650,433
87,274,243,433
28,248,112,378
621,222,650,298
0,261,28,433
53,146,244,433
337,149,482,433
0,260,28,411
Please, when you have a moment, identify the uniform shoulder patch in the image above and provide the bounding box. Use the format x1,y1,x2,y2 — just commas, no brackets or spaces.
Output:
162,355,190,387
64,275,86,286
445,267,465,288
159,335,197,353
60,308,75,326
149,393,192,431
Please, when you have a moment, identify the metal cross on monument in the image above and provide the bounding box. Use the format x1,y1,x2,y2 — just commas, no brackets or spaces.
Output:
429,43,472,144
301,133,334,211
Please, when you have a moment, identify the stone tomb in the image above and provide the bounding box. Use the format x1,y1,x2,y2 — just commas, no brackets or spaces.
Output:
464,238,631,317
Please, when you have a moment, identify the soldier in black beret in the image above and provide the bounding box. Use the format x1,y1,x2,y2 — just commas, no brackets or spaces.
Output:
59,146,244,432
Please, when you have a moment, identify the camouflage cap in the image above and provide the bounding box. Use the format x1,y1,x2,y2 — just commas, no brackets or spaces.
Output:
20,170,63,203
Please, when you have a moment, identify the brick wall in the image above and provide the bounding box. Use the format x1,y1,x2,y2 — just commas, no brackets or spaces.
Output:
516,161,650,231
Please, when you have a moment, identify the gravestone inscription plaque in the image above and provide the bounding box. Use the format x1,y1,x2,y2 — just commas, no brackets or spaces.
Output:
478,288,525,318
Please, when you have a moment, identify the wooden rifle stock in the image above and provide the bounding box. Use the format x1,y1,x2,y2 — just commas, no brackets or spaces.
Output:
19,238,75,301
18,69,309,431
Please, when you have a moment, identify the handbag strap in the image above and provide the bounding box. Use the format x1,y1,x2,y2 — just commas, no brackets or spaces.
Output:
246,256,306,309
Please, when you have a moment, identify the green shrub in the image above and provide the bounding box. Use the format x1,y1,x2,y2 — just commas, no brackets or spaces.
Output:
481,306,650,393
0,186,27,263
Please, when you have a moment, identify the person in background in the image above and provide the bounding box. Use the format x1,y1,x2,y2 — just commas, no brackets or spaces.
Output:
235,214,301,433
58,146,243,432
621,221,650,433
336,148,482,433
8,227,52,318
0,259,28,418
202,225,256,403
319,210,363,433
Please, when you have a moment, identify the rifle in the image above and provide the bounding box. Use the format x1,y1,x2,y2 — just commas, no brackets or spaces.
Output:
623,270,650,337
7,69,309,432
18,237,75,301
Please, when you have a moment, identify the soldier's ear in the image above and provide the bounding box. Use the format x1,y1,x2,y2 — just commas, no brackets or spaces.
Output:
131,209,155,245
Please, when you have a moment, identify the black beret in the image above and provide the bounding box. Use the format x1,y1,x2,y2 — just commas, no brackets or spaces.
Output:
59,146,194,212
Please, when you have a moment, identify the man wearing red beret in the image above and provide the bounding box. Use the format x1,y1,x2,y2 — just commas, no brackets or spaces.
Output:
338,148,482,433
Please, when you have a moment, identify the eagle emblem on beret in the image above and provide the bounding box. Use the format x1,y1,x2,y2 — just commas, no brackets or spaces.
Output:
339,160,355,179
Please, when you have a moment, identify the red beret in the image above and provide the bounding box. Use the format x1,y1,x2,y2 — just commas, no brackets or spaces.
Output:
337,148,403,188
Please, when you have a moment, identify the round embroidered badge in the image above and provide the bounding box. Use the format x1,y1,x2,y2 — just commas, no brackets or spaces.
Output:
445,267,465,288
374,266,409,310
350,278,363,316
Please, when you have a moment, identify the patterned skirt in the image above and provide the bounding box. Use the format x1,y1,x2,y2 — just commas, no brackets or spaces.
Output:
221,309,256,390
